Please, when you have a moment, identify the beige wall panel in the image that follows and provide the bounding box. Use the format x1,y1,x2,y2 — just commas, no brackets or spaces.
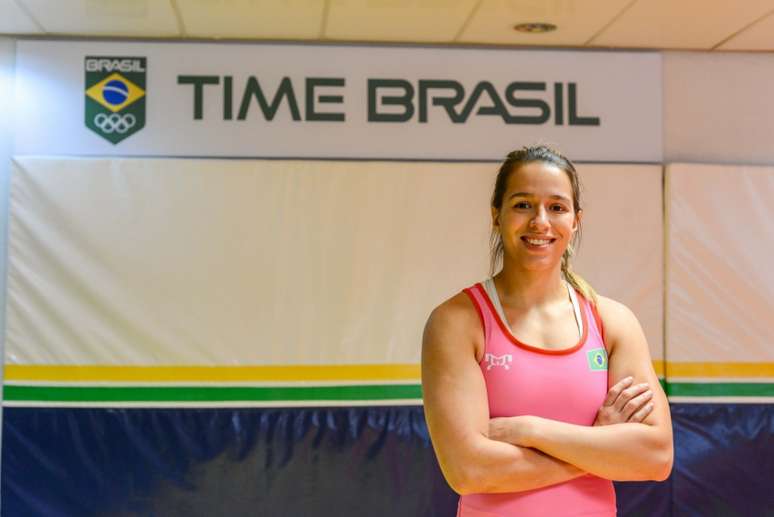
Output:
663,52,774,165
7,158,492,365
667,163,774,363
573,163,664,362
7,158,661,366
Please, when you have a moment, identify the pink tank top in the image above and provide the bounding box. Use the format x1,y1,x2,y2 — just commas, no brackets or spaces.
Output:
457,281,616,517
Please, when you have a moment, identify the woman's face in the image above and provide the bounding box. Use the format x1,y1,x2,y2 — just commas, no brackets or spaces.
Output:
492,161,581,272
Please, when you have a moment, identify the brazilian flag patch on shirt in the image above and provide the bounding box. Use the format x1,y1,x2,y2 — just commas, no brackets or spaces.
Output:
587,348,608,371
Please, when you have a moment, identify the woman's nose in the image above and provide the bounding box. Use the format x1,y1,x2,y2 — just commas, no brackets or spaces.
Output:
529,207,549,229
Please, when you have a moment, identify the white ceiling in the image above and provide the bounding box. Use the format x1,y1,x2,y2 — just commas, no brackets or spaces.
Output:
2,0,774,51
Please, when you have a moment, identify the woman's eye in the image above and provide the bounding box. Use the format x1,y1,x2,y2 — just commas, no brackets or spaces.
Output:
514,202,530,209
551,204,568,212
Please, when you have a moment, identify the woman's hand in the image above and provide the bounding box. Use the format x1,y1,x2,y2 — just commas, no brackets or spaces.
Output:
593,376,654,426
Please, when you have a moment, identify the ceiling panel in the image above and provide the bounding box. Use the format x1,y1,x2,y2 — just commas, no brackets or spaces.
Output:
591,0,774,49
716,10,774,50
177,0,324,39
4,0,774,51
0,0,42,34
325,0,479,42
19,0,180,36
459,0,632,46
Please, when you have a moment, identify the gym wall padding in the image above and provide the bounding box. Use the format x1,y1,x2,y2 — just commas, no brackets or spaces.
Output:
667,163,773,375
573,163,664,373
5,159,662,378
6,158,491,370
2,157,667,516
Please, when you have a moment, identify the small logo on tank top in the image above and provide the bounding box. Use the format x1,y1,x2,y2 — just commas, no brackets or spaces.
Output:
587,348,608,371
485,353,513,370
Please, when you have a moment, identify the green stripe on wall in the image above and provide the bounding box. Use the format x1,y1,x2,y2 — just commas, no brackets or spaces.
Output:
4,382,773,404
4,384,423,403
666,382,774,397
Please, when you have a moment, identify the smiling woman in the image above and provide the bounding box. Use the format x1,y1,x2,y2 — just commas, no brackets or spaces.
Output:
421,145,673,517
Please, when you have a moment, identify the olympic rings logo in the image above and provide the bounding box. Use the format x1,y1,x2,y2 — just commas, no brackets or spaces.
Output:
94,113,136,134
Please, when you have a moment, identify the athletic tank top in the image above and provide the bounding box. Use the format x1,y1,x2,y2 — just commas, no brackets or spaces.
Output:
457,279,616,517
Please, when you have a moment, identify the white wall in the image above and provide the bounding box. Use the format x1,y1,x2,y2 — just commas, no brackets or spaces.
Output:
663,51,774,165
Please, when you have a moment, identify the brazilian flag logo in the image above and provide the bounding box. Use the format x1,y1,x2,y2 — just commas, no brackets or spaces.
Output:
587,348,608,371
85,56,146,144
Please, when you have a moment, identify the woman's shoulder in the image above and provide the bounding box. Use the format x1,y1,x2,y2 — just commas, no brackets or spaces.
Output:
423,284,485,352
595,295,638,321
427,286,481,330
594,295,644,347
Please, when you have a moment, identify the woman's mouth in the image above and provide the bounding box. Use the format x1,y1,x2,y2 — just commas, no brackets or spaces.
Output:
521,236,555,249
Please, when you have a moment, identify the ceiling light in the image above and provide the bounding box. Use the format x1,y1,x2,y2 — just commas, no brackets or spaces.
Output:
513,22,557,34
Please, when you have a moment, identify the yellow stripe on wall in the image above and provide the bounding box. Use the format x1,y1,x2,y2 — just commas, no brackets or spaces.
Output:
5,362,773,383
4,364,421,382
667,362,774,378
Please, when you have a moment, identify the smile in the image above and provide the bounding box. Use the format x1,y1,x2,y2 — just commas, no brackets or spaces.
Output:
521,236,556,247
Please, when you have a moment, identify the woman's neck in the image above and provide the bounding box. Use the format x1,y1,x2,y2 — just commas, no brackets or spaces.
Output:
493,261,566,309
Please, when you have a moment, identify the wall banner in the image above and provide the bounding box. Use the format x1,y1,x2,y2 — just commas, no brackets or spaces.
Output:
14,40,662,161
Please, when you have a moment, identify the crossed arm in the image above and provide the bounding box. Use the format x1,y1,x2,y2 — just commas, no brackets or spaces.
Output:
421,293,673,495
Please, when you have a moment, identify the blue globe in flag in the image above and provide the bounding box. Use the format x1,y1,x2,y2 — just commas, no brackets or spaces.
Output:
102,79,129,106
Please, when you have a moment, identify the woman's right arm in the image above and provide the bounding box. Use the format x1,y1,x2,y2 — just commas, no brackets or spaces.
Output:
421,293,585,495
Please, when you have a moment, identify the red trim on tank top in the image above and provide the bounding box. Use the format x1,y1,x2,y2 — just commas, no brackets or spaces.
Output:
589,300,607,350
462,287,489,365
462,287,486,336
473,282,589,355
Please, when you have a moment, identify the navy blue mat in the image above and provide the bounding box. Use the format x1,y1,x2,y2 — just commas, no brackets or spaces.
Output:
3,404,771,516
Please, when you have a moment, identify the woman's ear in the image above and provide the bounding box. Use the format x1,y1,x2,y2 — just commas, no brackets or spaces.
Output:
573,208,583,232
491,206,500,228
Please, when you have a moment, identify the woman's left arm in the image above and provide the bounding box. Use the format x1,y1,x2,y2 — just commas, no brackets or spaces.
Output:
491,296,673,482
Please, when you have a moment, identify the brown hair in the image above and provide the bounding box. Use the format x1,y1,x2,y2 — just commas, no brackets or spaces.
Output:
489,144,597,304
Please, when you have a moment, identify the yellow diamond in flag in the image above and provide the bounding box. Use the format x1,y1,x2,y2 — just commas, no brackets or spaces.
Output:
85,72,145,113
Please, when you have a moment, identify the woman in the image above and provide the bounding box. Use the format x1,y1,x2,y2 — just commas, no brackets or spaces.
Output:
422,145,673,516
